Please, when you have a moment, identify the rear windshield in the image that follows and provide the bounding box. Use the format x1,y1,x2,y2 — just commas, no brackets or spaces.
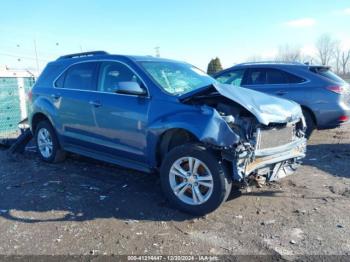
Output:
310,67,346,84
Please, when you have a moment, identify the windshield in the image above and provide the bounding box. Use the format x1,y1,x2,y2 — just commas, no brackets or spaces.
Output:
140,61,216,95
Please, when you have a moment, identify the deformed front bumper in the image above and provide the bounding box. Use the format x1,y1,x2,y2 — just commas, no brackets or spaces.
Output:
232,137,307,182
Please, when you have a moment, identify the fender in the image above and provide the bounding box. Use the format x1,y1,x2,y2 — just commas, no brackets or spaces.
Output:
30,96,64,142
31,97,57,124
147,105,240,167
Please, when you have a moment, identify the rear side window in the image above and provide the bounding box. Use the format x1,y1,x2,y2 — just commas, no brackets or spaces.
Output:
36,64,66,88
216,69,245,86
285,72,306,84
310,67,346,83
266,69,287,84
57,62,98,90
244,68,306,85
55,73,65,88
244,68,267,85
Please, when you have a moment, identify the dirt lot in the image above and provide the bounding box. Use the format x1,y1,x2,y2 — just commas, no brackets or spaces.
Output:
0,127,349,259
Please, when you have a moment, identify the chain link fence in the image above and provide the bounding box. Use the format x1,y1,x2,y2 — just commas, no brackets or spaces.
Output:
0,77,35,144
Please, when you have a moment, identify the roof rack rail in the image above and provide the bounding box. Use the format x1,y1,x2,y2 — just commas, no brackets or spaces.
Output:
236,61,305,66
57,51,108,60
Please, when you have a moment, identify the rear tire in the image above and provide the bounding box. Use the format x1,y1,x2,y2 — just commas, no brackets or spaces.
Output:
35,121,65,163
302,109,316,138
160,143,232,216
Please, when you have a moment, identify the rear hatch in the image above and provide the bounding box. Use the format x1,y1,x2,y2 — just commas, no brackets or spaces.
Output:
309,66,350,106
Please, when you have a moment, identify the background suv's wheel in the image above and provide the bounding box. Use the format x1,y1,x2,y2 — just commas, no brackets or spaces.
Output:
160,143,232,216
302,109,316,138
35,121,65,163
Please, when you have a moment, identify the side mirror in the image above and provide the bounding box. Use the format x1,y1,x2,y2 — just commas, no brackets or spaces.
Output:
114,82,146,96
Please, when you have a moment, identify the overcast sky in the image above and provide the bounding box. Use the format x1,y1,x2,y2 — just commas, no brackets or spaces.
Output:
0,0,349,71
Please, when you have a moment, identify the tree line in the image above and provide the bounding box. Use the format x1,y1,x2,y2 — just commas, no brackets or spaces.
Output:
275,34,350,77
207,34,350,78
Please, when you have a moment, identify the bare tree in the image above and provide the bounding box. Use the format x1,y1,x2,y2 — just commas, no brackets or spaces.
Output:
245,55,262,62
276,45,302,62
341,49,350,75
315,34,337,65
334,42,342,74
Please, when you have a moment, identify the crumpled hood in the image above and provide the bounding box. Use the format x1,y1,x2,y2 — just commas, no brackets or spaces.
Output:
214,83,303,125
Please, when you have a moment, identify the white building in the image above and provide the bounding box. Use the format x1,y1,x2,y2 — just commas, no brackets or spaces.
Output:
0,66,36,140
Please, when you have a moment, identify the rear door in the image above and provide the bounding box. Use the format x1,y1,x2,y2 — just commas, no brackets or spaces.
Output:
241,68,291,97
53,62,99,146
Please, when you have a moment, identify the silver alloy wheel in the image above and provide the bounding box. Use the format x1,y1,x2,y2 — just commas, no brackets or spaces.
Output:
37,128,53,158
169,157,214,205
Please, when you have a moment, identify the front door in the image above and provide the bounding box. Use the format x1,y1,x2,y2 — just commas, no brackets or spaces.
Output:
91,61,150,164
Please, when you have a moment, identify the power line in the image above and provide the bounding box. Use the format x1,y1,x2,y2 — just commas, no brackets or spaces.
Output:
0,52,49,62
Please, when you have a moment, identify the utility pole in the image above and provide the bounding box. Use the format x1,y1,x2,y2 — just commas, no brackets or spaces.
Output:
155,46,160,57
33,39,40,73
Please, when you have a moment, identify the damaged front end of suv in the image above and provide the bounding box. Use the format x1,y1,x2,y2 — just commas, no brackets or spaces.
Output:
180,83,307,187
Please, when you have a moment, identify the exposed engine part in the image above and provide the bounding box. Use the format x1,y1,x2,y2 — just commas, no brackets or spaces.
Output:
221,115,235,124
182,86,307,187
248,174,266,188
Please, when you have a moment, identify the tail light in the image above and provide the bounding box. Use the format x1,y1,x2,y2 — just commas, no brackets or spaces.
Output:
326,85,344,94
339,115,349,122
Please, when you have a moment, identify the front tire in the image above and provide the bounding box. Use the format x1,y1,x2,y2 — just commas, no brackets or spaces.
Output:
160,143,232,216
35,121,65,163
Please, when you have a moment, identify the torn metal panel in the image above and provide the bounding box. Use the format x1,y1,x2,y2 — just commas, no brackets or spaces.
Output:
213,83,303,126
197,106,240,146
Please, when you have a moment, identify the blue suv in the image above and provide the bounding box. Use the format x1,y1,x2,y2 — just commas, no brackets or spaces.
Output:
214,62,350,136
29,52,306,215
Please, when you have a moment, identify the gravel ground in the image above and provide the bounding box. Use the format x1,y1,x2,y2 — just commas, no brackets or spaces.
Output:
0,127,349,259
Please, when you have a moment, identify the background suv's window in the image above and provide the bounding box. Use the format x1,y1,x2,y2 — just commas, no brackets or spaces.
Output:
266,69,288,84
284,71,307,84
63,62,98,90
244,68,306,85
244,68,267,85
98,62,144,93
216,69,245,86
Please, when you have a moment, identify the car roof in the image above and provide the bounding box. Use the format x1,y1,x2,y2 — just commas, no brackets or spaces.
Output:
54,51,184,64
232,61,309,68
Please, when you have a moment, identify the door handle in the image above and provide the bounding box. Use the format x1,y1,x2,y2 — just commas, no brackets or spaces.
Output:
51,94,61,100
276,90,287,96
89,100,102,107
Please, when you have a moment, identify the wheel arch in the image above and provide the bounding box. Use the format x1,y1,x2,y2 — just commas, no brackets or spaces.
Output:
155,128,199,168
300,105,317,126
31,112,53,133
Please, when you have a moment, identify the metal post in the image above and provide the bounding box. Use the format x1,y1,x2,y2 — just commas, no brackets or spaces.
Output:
155,46,160,57
33,39,40,73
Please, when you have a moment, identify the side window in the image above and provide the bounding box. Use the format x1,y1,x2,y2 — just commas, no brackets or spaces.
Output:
243,68,266,85
63,62,98,90
216,69,245,86
55,72,65,88
98,62,145,93
284,71,307,84
266,69,288,84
